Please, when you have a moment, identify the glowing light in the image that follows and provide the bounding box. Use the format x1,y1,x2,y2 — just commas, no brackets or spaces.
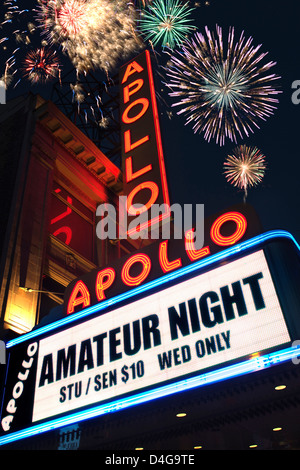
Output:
36,0,142,73
58,0,88,36
95,268,116,301
125,157,152,182
123,78,144,104
159,240,182,272
52,226,72,245
124,128,150,153
138,0,195,48
22,47,60,83
224,145,266,201
5,230,300,348
126,181,159,216
210,212,247,246
121,60,144,84
67,280,91,315
185,229,210,261
1,344,300,447
122,97,150,124
164,25,281,145
275,385,286,391
121,253,152,286
0,1,31,88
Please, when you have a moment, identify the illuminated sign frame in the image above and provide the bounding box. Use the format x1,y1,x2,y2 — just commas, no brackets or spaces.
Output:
1,230,300,447
49,184,94,261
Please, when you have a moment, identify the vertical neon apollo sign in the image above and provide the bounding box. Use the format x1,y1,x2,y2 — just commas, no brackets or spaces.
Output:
119,50,171,237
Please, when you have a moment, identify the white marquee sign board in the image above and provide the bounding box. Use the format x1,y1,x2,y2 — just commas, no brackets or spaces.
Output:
32,249,290,422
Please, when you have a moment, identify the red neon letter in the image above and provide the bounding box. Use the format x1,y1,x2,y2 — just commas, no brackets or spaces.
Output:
67,280,90,315
127,181,159,215
51,196,72,225
52,226,72,245
122,98,149,124
95,268,115,301
124,129,149,153
125,157,152,183
123,79,144,103
159,240,182,273
121,253,151,286
121,61,144,84
210,212,247,246
185,229,210,261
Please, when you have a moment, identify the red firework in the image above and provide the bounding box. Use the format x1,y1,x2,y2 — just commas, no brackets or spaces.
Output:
23,47,60,83
58,0,88,36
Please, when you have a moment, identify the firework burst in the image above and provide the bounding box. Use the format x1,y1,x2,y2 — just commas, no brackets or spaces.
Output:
164,25,281,145
0,0,33,87
138,0,195,49
22,47,61,83
223,145,266,201
36,0,142,74
58,0,88,36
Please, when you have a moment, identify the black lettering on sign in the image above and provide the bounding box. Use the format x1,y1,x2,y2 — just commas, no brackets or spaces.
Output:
56,345,76,381
39,353,54,387
78,339,94,373
38,314,162,386
167,273,266,341
123,320,141,356
157,345,192,370
142,314,161,349
195,331,231,358
92,333,107,367
94,370,117,391
243,273,265,310
220,281,248,320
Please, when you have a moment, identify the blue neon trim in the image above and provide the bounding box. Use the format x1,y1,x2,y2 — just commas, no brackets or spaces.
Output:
6,229,300,349
0,344,299,447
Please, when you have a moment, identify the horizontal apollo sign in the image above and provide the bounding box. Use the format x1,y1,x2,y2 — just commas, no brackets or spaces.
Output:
64,205,261,317
2,235,298,445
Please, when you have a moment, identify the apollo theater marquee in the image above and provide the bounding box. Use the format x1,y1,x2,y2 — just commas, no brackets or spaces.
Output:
1,51,300,447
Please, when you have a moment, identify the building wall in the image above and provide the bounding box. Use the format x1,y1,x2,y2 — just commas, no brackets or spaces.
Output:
0,93,127,337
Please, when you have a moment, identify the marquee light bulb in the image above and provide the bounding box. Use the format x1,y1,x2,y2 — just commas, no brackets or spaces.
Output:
275,385,286,391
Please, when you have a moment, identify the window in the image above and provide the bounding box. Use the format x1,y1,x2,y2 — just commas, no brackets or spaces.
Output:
49,183,94,262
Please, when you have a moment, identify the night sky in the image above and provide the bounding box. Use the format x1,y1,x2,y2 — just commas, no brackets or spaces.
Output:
159,0,300,245
3,0,300,244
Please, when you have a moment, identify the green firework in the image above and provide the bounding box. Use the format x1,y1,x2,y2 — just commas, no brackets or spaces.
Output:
138,0,195,49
